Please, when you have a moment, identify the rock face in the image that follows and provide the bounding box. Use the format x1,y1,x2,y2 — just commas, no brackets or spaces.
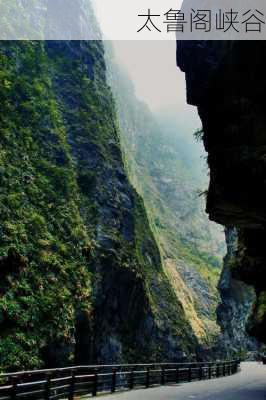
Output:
106,52,225,346
217,227,258,356
0,39,200,371
177,41,266,344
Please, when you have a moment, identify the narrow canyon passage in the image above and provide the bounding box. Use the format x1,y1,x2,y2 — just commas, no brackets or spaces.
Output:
0,0,265,383
95,363,266,400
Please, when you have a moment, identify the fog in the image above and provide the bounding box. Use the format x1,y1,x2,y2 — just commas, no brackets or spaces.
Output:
112,42,188,112
91,0,202,145
111,41,202,147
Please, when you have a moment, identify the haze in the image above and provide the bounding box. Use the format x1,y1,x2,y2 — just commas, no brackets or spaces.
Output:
112,41,201,140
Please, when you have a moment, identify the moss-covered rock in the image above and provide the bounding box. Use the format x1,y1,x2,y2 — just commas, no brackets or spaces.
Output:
106,49,225,347
0,40,198,371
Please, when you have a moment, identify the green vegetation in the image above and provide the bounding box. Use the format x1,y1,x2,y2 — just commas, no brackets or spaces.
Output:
0,41,93,371
107,50,225,343
194,128,204,142
255,292,266,324
0,39,199,371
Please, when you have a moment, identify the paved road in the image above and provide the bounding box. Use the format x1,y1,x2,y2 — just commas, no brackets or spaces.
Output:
98,362,266,400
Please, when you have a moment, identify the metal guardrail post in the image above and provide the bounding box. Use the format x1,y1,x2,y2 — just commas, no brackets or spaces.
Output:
161,366,165,385
188,367,192,382
208,365,212,379
175,367,179,384
145,367,150,388
45,373,51,400
111,368,117,393
68,370,75,400
10,376,18,400
92,369,98,397
223,364,226,376
129,369,134,390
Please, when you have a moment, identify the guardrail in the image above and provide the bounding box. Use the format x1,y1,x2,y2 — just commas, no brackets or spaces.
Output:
0,360,240,399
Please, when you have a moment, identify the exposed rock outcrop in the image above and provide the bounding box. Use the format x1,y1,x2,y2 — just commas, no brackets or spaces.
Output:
0,37,200,370
177,40,266,344
106,52,225,346
217,227,258,356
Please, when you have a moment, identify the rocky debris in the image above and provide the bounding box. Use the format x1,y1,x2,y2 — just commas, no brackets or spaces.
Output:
177,259,217,320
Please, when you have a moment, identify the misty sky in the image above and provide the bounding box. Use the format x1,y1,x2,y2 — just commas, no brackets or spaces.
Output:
91,1,201,141
112,40,203,156
109,40,210,187
112,41,201,142
112,41,186,110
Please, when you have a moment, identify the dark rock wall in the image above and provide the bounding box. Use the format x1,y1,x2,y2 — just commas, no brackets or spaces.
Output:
106,51,226,347
177,40,266,344
0,39,198,370
217,227,258,356
45,40,198,365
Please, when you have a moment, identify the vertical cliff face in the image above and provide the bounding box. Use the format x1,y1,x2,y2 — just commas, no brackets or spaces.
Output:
0,39,200,371
217,228,258,356
106,52,226,348
177,41,266,345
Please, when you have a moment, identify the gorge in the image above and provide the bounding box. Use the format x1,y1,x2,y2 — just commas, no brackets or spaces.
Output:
0,2,264,373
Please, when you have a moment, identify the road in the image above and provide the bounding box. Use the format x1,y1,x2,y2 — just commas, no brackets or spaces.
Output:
97,362,266,400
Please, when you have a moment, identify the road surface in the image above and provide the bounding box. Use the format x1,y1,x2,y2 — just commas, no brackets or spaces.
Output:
96,362,266,400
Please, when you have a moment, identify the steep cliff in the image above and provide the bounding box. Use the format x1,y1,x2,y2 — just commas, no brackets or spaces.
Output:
177,40,266,345
0,39,200,371
216,228,258,357
106,50,226,347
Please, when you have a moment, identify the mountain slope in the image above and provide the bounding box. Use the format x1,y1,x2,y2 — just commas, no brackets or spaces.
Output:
107,48,226,345
0,40,201,371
